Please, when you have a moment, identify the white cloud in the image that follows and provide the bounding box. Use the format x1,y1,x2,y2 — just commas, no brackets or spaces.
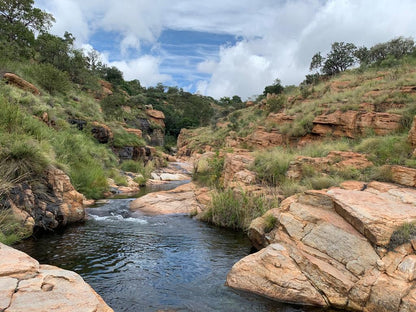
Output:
109,56,171,87
35,0,416,98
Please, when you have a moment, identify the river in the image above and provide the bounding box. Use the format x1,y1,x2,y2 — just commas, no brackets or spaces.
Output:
16,182,327,312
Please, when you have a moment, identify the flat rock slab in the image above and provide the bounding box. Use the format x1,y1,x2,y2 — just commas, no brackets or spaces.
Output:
226,243,328,307
328,182,416,246
0,243,113,312
130,182,199,215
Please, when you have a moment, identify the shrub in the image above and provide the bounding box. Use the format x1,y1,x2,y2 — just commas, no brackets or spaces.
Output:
120,160,153,184
252,148,294,185
266,94,286,113
355,135,413,166
201,189,275,231
26,63,71,95
264,214,278,233
193,153,224,188
387,223,416,251
0,134,51,180
0,209,31,245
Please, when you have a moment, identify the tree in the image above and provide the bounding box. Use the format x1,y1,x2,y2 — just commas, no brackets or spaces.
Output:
0,0,54,58
322,42,357,75
308,42,357,76
263,78,284,96
309,52,323,72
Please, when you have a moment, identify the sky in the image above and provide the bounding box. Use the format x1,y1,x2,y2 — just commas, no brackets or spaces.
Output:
35,0,416,99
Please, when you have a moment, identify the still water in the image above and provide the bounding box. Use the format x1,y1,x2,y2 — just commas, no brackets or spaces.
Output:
16,184,328,312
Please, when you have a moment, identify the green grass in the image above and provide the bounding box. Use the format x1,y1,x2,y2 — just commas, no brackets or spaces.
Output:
355,134,414,166
193,152,224,188
0,209,31,245
387,222,416,250
120,160,154,185
112,126,146,148
251,147,294,185
201,188,277,231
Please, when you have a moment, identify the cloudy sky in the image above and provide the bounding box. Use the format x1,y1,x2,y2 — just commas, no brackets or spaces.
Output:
35,0,416,99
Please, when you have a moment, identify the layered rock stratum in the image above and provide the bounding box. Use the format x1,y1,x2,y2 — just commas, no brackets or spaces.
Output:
227,181,416,311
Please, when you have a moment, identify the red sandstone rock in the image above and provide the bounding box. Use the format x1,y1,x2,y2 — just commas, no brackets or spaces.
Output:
3,73,40,95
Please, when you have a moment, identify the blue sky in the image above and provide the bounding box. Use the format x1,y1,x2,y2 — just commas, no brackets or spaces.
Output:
35,0,416,99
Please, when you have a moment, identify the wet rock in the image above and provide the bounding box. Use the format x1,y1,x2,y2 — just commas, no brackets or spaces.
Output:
130,182,200,215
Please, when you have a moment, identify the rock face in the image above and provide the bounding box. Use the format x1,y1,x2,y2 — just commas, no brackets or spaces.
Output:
227,182,416,311
390,165,416,188
3,73,40,95
287,151,373,180
130,182,202,215
223,152,256,189
409,116,416,155
312,110,402,138
0,243,113,312
243,127,286,149
125,127,143,139
91,122,113,144
146,109,165,128
5,167,85,234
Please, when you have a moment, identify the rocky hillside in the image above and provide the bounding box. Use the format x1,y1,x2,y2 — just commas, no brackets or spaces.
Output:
175,56,416,311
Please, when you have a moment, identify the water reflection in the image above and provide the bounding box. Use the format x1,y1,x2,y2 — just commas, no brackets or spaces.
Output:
16,196,333,312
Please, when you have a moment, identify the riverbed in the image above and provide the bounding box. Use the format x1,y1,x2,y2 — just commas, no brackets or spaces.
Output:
16,183,328,312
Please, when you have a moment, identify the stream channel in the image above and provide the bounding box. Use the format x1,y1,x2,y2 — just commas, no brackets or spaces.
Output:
16,181,328,312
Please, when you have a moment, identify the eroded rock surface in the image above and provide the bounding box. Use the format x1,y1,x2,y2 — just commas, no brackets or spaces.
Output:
228,182,416,311
130,182,204,215
5,167,85,234
312,110,401,138
0,243,113,312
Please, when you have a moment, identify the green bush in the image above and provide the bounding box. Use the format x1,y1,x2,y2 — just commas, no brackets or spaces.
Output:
0,209,31,245
355,134,413,166
26,63,71,95
120,160,153,185
264,214,278,233
193,153,224,188
201,189,275,231
252,148,294,185
0,136,50,180
387,223,416,251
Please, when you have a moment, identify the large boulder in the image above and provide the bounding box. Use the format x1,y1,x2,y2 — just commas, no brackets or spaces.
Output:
130,182,201,215
146,109,165,128
6,167,85,234
223,152,256,189
228,182,416,311
242,127,286,149
3,73,40,95
0,243,113,312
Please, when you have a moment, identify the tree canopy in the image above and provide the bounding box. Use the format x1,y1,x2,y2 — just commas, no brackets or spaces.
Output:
0,0,54,57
